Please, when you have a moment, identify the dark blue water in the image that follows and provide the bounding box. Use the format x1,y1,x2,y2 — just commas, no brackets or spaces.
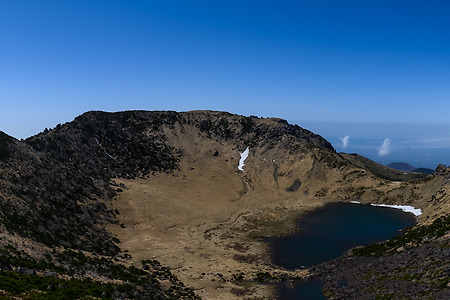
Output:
270,202,416,268
270,202,416,299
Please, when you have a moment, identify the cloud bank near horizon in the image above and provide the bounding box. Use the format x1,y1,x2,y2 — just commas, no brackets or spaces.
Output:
400,137,450,149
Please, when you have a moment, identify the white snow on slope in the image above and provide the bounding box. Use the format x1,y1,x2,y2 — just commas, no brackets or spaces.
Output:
349,201,421,216
238,147,249,171
370,204,422,216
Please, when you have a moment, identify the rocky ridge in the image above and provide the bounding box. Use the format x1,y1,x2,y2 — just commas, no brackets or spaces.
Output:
0,110,448,299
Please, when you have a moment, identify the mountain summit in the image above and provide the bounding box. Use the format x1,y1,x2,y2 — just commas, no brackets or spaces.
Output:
0,110,448,299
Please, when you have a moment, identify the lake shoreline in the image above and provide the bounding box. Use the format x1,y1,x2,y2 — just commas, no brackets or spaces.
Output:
311,234,450,299
110,174,427,300
267,202,418,299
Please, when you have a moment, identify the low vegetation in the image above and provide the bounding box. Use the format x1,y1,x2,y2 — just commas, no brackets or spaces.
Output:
0,244,199,299
0,131,15,160
352,214,450,257
1,110,449,298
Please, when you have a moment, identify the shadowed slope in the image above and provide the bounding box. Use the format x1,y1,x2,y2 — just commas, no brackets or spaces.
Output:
0,110,448,299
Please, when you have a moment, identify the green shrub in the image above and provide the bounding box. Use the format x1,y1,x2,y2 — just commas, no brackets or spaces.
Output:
353,214,450,257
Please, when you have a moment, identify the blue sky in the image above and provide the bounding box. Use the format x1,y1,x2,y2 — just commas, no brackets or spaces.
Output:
1,1,449,168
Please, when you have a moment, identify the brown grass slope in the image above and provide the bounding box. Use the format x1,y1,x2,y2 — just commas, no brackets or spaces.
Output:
0,110,449,299
341,153,427,181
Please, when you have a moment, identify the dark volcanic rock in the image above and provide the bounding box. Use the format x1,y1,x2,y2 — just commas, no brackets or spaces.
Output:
0,110,336,261
0,110,341,299
0,131,14,160
313,236,450,299
286,178,302,192
7,110,447,299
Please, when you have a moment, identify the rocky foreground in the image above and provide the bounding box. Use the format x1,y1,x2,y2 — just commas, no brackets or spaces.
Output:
0,110,449,299
314,213,450,299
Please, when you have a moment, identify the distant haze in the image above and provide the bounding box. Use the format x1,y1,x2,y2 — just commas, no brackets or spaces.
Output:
300,121,450,169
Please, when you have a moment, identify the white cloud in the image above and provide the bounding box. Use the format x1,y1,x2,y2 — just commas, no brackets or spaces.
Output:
378,138,392,156
339,135,350,149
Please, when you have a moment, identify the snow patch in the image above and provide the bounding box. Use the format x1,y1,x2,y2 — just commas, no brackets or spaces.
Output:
370,203,422,216
348,201,421,216
238,147,249,171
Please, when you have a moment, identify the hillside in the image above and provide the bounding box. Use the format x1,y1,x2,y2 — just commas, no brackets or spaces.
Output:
413,167,435,174
342,154,427,181
0,110,449,299
387,162,417,172
386,162,435,175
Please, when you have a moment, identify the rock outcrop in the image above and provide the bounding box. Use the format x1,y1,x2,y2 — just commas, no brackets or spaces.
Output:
0,110,448,299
